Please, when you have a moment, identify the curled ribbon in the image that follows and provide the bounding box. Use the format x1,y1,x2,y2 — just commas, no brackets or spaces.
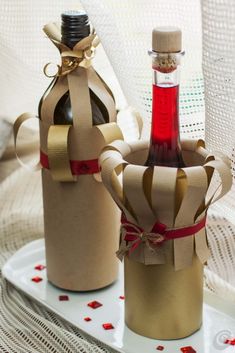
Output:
43,33,99,78
116,215,207,261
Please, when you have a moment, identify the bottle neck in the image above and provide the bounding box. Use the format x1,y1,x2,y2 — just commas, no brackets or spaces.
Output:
150,52,183,149
61,11,90,49
145,51,185,167
153,64,180,87
151,63,180,147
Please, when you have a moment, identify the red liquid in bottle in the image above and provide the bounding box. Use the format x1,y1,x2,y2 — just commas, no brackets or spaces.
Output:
145,83,185,167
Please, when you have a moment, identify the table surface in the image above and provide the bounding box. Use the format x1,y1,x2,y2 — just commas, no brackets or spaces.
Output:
3,238,235,353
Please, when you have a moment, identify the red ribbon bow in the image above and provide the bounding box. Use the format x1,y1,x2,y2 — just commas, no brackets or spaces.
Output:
116,214,206,260
120,215,166,255
125,228,166,250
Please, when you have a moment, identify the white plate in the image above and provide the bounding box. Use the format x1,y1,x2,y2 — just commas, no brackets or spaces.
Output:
2,239,235,353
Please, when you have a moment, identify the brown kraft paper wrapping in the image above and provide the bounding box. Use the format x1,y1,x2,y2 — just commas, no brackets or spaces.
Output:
99,139,232,339
37,23,127,291
42,169,120,290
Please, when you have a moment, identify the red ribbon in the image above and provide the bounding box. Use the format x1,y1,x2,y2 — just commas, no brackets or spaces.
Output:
40,150,100,175
121,214,206,253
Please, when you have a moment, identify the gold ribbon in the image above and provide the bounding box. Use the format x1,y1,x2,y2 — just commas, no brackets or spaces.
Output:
43,33,99,78
13,113,41,171
47,125,76,182
13,115,76,181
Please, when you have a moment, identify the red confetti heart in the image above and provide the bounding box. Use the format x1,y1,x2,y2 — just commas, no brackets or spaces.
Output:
225,338,235,345
156,345,164,351
31,276,43,283
119,296,125,300
34,264,46,271
180,347,196,353
84,317,92,322
102,323,114,330
87,301,103,309
59,295,69,301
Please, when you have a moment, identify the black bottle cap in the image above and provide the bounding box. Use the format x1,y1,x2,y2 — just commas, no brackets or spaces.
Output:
61,10,90,48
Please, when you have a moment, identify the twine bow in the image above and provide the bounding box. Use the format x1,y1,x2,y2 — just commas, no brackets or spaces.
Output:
44,33,99,78
116,220,166,261
116,215,208,262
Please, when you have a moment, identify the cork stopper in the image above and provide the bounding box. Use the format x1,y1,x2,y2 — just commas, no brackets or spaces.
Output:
152,27,182,53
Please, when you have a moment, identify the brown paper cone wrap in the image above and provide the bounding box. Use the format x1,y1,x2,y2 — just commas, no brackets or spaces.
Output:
99,139,232,338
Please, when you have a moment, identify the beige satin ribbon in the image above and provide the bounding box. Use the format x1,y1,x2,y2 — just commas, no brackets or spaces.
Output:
173,166,208,270
123,164,166,264
47,125,76,182
96,123,124,145
13,113,41,171
41,76,68,126
88,67,116,123
13,113,76,181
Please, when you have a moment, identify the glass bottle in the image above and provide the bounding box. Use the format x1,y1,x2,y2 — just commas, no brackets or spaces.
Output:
145,27,185,167
39,10,107,125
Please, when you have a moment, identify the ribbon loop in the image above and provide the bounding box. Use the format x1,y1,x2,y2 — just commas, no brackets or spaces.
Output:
13,113,41,172
43,63,61,78
47,125,76,182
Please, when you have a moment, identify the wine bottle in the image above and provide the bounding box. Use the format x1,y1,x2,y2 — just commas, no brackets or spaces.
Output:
145,27,185,167
39,10,107,125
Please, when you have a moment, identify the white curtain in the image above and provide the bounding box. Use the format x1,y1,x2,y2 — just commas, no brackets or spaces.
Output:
81,0,205,140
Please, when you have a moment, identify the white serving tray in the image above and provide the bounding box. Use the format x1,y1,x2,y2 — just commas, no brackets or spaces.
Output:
2,239,235,353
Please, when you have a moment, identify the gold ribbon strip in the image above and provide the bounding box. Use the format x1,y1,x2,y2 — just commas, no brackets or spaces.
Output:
47,125,76,182
13,113,41,171
43,33,98,78
95,123,124,145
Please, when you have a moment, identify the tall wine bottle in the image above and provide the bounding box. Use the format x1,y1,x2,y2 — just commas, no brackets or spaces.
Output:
39,10,107,125
145,27,185,167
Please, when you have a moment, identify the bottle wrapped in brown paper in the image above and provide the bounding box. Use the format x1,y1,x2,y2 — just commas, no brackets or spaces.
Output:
99,139,232,339
39,23,127,291
13,22,139,291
